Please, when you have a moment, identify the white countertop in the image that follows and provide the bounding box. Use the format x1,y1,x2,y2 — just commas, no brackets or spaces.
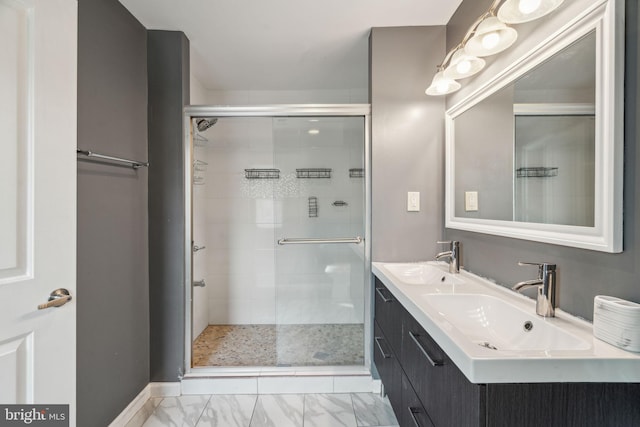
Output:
372,261,640,383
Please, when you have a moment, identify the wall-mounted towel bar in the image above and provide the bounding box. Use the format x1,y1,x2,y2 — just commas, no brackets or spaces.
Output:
277,236,362,245
77,149,149,169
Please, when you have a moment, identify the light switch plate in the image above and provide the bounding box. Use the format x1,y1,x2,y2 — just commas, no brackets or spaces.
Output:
407,191,420,212
465,191,478,211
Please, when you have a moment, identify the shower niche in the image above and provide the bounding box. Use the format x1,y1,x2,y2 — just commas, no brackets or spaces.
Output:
187,108,369,371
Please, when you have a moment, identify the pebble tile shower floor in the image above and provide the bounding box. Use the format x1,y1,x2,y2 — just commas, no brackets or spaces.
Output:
193,324,365,367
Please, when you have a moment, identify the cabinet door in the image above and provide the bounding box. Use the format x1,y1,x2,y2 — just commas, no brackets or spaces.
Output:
402,373,435,427
374,321,403,418
402,312,485,427
374,277,403,355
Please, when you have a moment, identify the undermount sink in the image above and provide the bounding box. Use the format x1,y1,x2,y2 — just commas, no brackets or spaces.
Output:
422,294,590,352
383,263,465,285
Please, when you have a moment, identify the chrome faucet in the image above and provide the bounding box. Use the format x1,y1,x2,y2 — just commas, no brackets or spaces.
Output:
513,262,557,317
435,240,460,274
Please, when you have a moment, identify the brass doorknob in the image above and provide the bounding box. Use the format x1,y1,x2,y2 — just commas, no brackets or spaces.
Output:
38,288,72,310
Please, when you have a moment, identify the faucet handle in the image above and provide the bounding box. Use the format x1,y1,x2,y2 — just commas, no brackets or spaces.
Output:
518,261,556,279
518,261,556,269
437,240,459,248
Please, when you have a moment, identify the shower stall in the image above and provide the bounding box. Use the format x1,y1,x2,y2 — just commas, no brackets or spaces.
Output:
183,105,371,376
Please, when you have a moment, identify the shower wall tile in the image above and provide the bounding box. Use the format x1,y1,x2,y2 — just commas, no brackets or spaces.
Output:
205,198,252,224
192,285,209,340
195,117,365,326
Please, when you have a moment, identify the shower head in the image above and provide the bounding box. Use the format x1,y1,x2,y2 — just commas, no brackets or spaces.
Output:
196,118,218,132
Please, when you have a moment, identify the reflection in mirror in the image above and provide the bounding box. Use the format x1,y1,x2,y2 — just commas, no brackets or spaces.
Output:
454,31,596,226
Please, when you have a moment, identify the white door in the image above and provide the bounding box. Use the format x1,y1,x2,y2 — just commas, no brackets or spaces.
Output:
0,0,77,423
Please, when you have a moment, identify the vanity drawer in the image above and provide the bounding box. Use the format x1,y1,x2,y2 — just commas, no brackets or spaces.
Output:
402,310,484,427
374,321,403,418
374,277,403,355
402,373,435,427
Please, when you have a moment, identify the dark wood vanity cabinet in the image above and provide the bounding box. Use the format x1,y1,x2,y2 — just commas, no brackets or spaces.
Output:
402,308,484,427
373,276,640,427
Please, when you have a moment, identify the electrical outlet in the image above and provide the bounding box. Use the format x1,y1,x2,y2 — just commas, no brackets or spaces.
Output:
465,191,478,211
407,192,420,212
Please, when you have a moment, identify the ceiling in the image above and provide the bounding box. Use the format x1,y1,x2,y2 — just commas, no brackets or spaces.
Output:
119,0,462,91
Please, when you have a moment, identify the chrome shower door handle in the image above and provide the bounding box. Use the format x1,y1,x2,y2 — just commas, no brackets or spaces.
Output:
38,288,72,310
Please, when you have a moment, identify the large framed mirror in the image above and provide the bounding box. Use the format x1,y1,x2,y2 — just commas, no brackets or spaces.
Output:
445,0,624,252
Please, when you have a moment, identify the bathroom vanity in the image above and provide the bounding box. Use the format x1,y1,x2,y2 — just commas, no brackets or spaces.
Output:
372,262,640,427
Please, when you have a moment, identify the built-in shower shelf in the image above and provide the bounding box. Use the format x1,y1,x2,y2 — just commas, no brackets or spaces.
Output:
516,167,559,178
349,168,364,178
296,168,332,179
245,168,280,179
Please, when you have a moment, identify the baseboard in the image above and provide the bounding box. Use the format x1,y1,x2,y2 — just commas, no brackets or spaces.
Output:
107,382,181,427
150,382,181,397
108,384,151,427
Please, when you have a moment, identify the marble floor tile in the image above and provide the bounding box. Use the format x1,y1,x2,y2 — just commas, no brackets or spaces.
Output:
125,398,163,427
142,395,210,427
196,395,257,427
351,393,398,427
303,394,358,427
249,394,304,427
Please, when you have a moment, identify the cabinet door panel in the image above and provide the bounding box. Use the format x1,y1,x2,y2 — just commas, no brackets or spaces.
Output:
374,278,403,355
402,311,484,427
374,321,403,418
402,373,435,427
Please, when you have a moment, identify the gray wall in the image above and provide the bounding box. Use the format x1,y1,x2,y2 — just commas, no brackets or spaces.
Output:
148,31,190,381
444,0,639,320
77,0,149,425
370,26,447,262
454,86,514,220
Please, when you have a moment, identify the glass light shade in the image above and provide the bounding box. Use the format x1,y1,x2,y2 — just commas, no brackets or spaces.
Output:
443,49,486,79
425,71,461,96
464,16,518,57
498,0,564,24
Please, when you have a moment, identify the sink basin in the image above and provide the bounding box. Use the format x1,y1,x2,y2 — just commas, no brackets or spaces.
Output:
422,294,590,352
383,263,465,285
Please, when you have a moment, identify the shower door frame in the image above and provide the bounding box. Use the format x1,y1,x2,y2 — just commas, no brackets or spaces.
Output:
182,104,372,377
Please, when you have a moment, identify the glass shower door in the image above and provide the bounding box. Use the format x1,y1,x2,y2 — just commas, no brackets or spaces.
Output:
273,116,366,367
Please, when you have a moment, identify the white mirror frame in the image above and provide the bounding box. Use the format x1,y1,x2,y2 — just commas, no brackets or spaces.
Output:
445,0,624,253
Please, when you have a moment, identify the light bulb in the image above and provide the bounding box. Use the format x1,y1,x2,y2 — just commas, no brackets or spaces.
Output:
456,59,472,75
519,0,542,14
436,80,451,94
482,32,500,50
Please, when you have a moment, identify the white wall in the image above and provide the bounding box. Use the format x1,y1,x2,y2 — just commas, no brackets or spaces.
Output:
191,73,211,340
192,116,365,326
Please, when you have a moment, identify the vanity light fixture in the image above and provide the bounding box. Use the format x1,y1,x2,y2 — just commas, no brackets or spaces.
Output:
464,16,518,57
426,0,563,96
498,0,565,24
443,48,486,79
426,70,462,96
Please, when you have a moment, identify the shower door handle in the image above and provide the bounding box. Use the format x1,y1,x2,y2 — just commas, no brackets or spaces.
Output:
193,280,206,287
277,236,362,245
